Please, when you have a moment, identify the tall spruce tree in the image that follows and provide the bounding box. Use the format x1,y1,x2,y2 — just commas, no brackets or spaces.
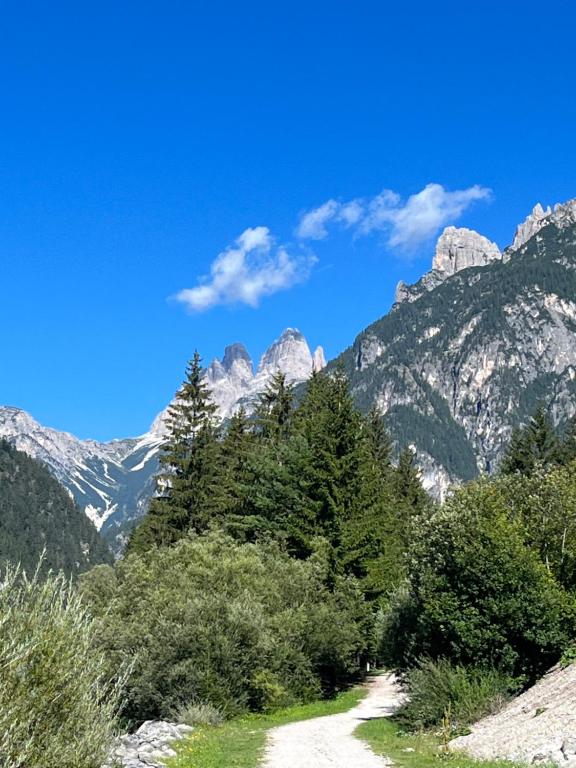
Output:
341,411,405,601
127,352,221,553
254,371,294,443
394,446,429,512
293,369,362,572
561,414,576,464
500,405,560,476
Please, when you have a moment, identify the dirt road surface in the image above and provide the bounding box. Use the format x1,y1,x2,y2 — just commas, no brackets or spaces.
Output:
261,673,401,768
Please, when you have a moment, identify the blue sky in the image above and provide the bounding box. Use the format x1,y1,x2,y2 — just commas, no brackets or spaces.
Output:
2,0,576,440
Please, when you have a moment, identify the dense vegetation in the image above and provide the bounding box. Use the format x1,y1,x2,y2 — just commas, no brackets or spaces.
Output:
382,406,576,731
78,355,429,726
0,562,125,768
81,534,368,724
0,439,112,574
7,349,576,765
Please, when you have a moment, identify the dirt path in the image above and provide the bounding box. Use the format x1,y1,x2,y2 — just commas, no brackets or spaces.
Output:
261,673,401,768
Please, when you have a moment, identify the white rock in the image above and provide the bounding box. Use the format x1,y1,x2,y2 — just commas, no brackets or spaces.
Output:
432,226,502,276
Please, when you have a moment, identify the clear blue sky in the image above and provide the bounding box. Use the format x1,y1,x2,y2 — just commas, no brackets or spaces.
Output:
2,0,576,440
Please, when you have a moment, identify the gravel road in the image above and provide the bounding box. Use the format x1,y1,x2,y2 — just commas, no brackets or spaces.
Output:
261,673,401,768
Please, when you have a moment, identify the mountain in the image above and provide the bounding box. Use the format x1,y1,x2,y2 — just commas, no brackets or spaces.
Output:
335,198,576,495
0,329,324,550
0,440,112,574
0,406,163,548
5,197,576,535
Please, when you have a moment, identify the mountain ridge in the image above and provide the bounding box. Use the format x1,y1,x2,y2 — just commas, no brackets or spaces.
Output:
4,196,576,539
0,328,324,549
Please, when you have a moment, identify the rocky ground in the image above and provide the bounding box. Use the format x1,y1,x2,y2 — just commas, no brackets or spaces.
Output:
103,720,193,768
451,664,576,766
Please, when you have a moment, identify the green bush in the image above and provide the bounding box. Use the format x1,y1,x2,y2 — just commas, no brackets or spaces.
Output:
80,532,367,725
0,562,125,768
383,481,576,681
396,658,517,731
171,701,224,727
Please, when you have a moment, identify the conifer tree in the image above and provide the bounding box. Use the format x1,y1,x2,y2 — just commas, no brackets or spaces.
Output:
341,411,404,600
127,352,220,553
217,407,259,538
500,405,560,476
560,414,576,464
254,371,294,443
394,446,429,512
293,368,362,568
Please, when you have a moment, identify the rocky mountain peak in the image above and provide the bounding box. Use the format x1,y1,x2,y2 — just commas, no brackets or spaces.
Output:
511,203,552,251
222,342,252,372
432,226,502,276
313,346,327,371
510,198,576,252
395,226,502,305
257,328,316,381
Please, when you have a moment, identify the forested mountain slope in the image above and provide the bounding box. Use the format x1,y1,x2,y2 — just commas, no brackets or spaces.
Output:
0,440,112,573
335,200,576,494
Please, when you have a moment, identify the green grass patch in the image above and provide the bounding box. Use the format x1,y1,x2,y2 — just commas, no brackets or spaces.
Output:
168,687,366,768
356,716,519,768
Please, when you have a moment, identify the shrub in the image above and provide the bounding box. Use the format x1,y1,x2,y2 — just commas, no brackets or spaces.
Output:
395,658,517,731
383,481,576,681
0,562,125,768
171,701,224,727
80,532,367,724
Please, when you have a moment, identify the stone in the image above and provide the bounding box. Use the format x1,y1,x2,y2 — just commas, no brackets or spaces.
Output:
103,720,194,768
563,736,576,757
432,226,502,277
511,203,552,251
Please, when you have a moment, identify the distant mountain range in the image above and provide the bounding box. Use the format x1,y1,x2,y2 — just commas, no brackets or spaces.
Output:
4,198,576,547
0,329,325,551
334,198,576,494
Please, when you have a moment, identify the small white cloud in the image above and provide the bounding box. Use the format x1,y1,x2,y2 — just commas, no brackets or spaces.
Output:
386,184,492,248
296,199,340,240
297,183,491,250
175,226,315,312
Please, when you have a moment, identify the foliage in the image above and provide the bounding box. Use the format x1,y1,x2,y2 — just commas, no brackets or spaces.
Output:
0,561,125,768
356,712,522,768
80,532,368,725
172,702,224,727
0,439,112,574
395,659,516,731
500,405,561,476
127,351,221,553
129,361,420,606
168,687,366,768
382,480,576,681
494,463,576,591
560,643,576,668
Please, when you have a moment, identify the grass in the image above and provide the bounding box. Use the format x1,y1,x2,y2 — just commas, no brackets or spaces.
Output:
167,687,366,768
356,716,521,768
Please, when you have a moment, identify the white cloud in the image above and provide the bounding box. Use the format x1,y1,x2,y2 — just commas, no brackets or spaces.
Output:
297,183,492,250
175,226,315,312
296,200,340,239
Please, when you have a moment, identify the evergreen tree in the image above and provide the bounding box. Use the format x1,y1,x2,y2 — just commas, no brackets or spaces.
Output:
341,413,405,600
500,405,560,476
218,407,259,539
394,446,429,512
295,369,361,550
128,352,221,553
254,371,294,443
560,414,576,464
